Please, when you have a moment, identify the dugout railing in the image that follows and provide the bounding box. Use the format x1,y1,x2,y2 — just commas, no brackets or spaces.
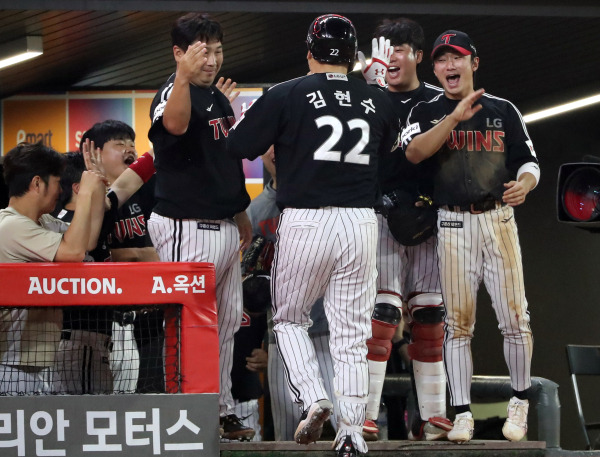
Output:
0,262,219,457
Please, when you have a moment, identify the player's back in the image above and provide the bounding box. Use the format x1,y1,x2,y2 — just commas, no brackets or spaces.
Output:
274,73,396,209
229,73,398,210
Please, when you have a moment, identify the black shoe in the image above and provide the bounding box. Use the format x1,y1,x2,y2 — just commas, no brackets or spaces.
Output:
336,435,365,457
220,414,255,441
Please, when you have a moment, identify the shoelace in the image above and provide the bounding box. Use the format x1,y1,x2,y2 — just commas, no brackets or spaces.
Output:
454,417,473,429
508,404,526,423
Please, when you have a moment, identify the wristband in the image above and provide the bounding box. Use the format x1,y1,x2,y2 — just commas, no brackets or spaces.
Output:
129,151,155,183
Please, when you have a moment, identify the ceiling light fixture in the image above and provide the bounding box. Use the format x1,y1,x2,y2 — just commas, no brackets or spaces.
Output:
0,36,43,70
523,93,600,123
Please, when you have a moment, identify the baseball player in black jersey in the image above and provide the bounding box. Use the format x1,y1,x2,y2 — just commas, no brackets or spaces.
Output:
81,121,163,393
147,13,253,441
403,30,539,444
359,19,451,442
228,14,398,457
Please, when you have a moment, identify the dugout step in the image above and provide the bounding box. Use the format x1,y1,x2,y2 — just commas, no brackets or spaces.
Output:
221,439,547,456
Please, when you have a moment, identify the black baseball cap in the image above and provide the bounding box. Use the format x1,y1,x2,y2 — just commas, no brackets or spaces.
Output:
431,30,477,59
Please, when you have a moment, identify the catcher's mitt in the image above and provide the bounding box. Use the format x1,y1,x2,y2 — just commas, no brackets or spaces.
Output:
241,235,275,314
384,189,437,246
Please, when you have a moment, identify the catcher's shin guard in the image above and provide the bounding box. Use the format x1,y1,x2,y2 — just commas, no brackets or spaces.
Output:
407,293,446,421
366,293,402,421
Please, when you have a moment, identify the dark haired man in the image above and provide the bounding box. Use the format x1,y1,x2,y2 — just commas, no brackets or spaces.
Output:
359,18,450,442
0,142,105,395
403,30,539,444
229,13,398,457
147,12,253,441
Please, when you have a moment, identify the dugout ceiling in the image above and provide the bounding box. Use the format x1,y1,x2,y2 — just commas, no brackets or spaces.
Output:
0,1,598,114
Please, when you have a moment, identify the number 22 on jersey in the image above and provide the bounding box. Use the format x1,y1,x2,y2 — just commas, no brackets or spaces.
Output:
313,115,370,165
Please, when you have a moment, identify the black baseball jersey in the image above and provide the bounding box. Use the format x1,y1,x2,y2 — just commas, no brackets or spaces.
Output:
402,92,539,206
228,73,399,209
107,176,155,250
149,74,250,219
230,310,268,402
380,83,443,195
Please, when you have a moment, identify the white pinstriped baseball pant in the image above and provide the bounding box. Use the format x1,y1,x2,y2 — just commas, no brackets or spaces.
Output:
148,213,243,416
272,207,377,451
268,332,337,441
437,205,533,407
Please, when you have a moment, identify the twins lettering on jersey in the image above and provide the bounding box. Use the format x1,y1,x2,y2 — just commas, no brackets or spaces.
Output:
209,116,236,140
111,215,146,243
446,129,505,152
258,217,279,238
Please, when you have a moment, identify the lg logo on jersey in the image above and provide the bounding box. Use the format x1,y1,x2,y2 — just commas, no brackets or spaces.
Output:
486,118,503,128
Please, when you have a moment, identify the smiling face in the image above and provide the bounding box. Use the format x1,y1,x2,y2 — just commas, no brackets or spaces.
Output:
176,39,223,87
101,137,137,183
386,43,422,92
433,49,479,99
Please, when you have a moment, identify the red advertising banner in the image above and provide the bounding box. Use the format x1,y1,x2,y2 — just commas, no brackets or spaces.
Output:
0,262,218,394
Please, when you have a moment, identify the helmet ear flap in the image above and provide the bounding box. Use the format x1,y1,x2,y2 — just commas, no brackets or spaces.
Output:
306,14,357,68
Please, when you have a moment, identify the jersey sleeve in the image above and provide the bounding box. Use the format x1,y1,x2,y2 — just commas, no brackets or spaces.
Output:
504,101,539,175
228,88,284,161
400,101,434,151
148,79,179,151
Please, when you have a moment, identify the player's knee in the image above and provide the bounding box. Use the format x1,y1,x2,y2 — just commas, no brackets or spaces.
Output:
372,293,402,324
367,298,402,362
407,293,444,323
407,294,445,363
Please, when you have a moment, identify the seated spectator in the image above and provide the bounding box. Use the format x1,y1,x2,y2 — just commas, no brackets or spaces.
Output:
0,141,105,395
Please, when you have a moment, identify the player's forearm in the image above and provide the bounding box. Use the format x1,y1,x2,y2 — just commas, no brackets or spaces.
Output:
406,113,461,164
517,171,537,194
162,76,192,135
110,169,144,208
57,192,93,262
87,185,106,251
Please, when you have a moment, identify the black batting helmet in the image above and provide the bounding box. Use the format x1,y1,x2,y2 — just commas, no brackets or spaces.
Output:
307,14,357,68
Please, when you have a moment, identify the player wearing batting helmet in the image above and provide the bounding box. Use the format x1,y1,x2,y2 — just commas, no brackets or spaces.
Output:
403,30,539,444
228,13,399,457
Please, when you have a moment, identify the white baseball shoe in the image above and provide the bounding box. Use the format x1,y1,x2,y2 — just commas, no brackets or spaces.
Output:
448,412,474,444
502,397,529,441
294,399,333,444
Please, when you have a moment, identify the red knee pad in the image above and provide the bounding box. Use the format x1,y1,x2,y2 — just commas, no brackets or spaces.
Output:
408,321,444,362
367,320,398,362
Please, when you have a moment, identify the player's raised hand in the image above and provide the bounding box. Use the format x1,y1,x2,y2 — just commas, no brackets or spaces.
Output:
177,41,208,83
82,138,109,186
215,77,241,103
358,37,392,88
450,88,485,123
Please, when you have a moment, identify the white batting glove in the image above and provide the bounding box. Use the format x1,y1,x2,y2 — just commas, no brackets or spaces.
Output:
357,37,392,88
